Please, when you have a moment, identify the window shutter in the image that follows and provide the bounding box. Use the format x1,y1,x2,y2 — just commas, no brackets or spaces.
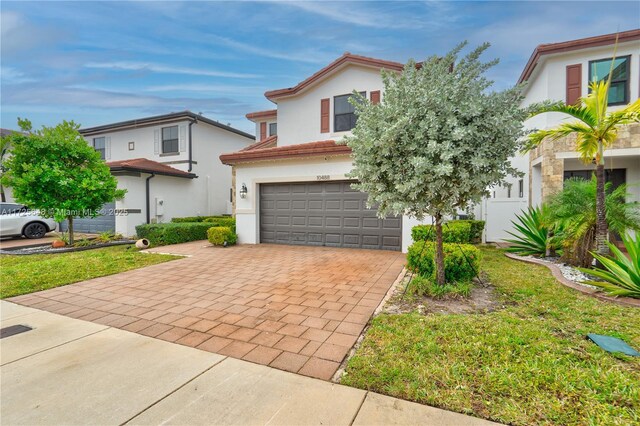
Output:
260,122,267,141
105,137,111,160
320,98,330,133
179,125,187,152
154,129,160,154
566,64,582,105
370,90,381,104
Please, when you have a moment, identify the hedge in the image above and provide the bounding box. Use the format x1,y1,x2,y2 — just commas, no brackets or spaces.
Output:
135,222,213,246
411,220,485,244
170,215,235,231
207,226,237,246
406,240,480,283
454,220,485,242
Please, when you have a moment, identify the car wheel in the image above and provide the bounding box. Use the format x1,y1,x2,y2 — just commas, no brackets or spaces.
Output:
23,222,48,239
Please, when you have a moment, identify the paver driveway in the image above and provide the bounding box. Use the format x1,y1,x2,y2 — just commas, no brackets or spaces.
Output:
8,242,405,380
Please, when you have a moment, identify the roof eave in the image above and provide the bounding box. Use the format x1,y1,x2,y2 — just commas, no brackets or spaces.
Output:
109,165,197,179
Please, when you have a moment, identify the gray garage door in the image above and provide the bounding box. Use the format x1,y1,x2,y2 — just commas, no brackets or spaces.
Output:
60,202,116,234
260,181,401,251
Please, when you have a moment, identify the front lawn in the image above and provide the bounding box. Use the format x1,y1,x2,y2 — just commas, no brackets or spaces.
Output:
0,245,180,299
342,246,640,426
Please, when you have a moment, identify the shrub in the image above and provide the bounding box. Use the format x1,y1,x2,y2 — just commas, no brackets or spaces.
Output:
171,215,231,223
407,241,480,283
406,275,473,299
135,222,213,246
579,233,640,298
207,226,238,246
452,220,485,242
505,207,554,257
411,221,472,243
203,216,236,232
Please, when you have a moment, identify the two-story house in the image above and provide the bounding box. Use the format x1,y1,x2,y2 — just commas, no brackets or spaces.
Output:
70,111,254,236
221,53,427,252
473,29,640,241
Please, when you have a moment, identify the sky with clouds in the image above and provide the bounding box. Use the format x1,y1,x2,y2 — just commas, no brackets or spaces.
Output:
1,1,639,134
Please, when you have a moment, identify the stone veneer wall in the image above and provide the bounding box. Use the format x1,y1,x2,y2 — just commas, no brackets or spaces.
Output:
529,123,640,202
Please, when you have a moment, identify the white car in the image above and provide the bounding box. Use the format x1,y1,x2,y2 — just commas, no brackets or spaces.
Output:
0,203,57,239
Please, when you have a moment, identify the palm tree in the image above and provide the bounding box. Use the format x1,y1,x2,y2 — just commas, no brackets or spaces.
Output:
524,73,640,257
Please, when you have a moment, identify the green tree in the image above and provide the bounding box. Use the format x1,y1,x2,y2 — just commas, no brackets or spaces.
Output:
545,177,639,267
1,119,125,244
524,74,640,258
345,42,527,285
0,135,10,202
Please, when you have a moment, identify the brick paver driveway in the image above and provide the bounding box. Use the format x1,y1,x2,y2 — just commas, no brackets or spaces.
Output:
9,242,405,380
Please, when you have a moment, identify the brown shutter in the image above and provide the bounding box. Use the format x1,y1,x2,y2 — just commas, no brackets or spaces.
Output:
566,64,582,105
320,98,330,133
260,122,267,141
370,90,381,104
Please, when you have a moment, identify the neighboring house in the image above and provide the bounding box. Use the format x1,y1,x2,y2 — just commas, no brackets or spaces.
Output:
65,111,254,236
479,29,640,241
221,53,424,252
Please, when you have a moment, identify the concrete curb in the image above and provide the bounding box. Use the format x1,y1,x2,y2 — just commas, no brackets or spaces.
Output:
504,252,640,308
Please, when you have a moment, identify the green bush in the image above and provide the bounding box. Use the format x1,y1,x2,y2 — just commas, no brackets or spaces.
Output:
170,215,236,232
171,215,232,223
203,216,236,232
135,222,213,246
406,275,473,298
452,220,485,242
207,226,238,246
411,221,472,243
407,241,480,283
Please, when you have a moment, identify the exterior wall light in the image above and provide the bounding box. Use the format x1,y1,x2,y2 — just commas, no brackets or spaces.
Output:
240,183,248,199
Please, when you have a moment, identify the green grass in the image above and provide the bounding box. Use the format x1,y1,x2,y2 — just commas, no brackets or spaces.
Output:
342,246,640,426
0,245,180,299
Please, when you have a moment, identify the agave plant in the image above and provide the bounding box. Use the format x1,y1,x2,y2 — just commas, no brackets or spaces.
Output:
505,207,555,256
580,233,640,298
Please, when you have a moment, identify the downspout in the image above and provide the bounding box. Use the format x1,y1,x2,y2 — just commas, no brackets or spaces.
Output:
146,173,155,224
188,118,197,172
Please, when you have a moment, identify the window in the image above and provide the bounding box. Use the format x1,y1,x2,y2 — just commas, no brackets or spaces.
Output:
269,122,277,136
93,137,105,159
162,126,179,154
588,56,630,105
334,92,365,132
518,179,524,198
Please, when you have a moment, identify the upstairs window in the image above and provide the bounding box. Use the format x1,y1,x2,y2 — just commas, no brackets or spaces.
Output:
334,92,365,132
162,125,179,154
93,137,106,159
588,56,630,105
269,122,277,136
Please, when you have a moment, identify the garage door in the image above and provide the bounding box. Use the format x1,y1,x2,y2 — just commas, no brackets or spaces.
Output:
60,202,116,234
260,181,401,251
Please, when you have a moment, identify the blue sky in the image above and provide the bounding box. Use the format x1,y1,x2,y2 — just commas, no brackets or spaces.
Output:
1,1,639,134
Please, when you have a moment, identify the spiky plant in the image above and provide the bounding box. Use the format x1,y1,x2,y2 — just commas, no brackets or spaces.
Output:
505,207,555,257
545,177,640,267
580,233,640,298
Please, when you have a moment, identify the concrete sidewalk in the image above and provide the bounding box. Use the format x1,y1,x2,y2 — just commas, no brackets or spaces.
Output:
0,301,497,425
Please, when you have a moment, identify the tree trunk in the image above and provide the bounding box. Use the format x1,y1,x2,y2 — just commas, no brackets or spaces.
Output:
594,155,609,260
434,213,446,286
0,186,5,202
67,216,74,245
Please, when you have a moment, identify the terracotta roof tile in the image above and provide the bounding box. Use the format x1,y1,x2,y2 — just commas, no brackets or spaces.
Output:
245,109,277,121
265,53,406,101
107,158,196,178
240,135,278,152
519,29,640,84
220,140,350,165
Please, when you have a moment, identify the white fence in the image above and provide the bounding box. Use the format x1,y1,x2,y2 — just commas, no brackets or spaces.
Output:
478,198,528,242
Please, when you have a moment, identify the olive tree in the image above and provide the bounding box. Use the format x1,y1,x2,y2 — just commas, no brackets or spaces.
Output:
345,42,527,285
1,119,125,244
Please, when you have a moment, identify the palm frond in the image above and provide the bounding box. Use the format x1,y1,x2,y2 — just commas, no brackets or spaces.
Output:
528,100,597,128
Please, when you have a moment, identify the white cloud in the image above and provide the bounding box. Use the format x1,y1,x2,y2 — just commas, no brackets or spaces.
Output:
0,67,36,84
84,61,259,79
144,83,264,95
